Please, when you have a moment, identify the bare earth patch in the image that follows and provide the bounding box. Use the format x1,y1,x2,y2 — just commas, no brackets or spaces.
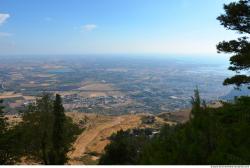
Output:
66,112,172,165
0,92,23,99
77,83,118,91
4,112,173,165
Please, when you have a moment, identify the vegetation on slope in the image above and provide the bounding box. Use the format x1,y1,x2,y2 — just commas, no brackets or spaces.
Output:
0,100,22,164
1,0,249,165
95,1,250,164
217,0,250,87
0,94,81,165
99,90,250,165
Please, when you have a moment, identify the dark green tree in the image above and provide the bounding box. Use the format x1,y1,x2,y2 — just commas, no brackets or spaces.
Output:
99,129,150,165
0,100,7,135
0,100,9,164
19,94,54,164
190,87,202,117
51,94,67,164
19,93,81,165
139,92,250,165
0,100,22,164
217,0,250,88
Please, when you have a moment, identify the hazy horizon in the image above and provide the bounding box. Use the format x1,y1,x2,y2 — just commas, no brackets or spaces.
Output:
0,0,236,55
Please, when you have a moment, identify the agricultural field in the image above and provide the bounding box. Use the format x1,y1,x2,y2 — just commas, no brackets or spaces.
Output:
0,55,234,115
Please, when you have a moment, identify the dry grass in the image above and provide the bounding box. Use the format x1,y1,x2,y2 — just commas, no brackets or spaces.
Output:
4,112,174,165
77,83,116,91
0,92,23,99
23,96,36,101
67,112,171,165
5,115,22,127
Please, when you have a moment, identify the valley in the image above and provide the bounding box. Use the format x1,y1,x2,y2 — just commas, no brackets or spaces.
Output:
6,111,177,165
0,56,233,115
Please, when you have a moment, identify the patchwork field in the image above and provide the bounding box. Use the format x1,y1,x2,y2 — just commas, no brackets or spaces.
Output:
0,92,36,101
0,92,23,99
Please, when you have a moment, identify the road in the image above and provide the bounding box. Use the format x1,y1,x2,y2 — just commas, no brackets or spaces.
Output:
68,116,125,164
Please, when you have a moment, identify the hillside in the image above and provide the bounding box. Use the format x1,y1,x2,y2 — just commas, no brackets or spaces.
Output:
67,112,173,165
5,111,176,165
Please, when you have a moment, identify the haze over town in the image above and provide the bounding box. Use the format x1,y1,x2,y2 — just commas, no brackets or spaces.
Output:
1,0,250,166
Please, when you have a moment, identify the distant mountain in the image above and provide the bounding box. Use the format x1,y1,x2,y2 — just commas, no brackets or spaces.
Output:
220,86,250,100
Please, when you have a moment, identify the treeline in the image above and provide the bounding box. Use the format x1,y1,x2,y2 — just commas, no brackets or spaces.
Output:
99,89,250,165
0,94,81,165
100,0,250,164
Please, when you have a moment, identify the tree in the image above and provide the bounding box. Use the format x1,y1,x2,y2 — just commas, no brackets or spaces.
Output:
190,87,201,117
51,94,67,164
190,87,207,120
0,100,7,135
0,100,22,164
0,100,9,164
99,129,150,165
19,94,54,164
19,93,81,165
217,0,250,88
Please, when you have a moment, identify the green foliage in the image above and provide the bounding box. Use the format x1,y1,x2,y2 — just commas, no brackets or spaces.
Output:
100,90,250,165
0,94,81,165
51,94,67,164
217,0,250,88
0,99,10,164
141,94,250,165
190,87,202,117
17,94,54,164
0,100,22,164
99,129,151,165
16,94,81,165
0,100,7,135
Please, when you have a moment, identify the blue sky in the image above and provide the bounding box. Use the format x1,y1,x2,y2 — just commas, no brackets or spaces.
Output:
0,0,237,55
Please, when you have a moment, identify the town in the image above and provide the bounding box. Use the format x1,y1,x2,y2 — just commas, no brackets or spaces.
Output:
0,56,233,115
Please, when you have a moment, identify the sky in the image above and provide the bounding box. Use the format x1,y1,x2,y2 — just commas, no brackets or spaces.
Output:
0,0,238,55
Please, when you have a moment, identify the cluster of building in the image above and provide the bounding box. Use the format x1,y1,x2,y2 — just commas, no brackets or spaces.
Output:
63,94,129,111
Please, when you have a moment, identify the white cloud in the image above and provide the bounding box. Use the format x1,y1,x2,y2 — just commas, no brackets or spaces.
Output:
0,32,12,37
82,24,97,32
0,13,10,26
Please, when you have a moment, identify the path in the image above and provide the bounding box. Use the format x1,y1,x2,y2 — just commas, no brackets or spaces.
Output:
68,116,125,164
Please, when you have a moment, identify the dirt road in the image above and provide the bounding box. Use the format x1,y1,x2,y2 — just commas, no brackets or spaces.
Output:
67,112,169,165
68,115,125,164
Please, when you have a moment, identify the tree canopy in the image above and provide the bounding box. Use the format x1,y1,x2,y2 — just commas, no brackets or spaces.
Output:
99,91,250,165
217,0,250,88
0,94,81,165
17,94,81,164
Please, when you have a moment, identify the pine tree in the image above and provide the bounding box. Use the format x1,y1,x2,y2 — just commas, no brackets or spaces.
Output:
0,100,7,135
0,100,21,164
19,93,81,164
0,100,8,164
19,94,54,164
190,87,203,118
51,94,67,164
217,0,250,88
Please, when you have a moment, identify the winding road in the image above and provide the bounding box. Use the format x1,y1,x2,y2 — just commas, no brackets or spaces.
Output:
68,116,124,164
